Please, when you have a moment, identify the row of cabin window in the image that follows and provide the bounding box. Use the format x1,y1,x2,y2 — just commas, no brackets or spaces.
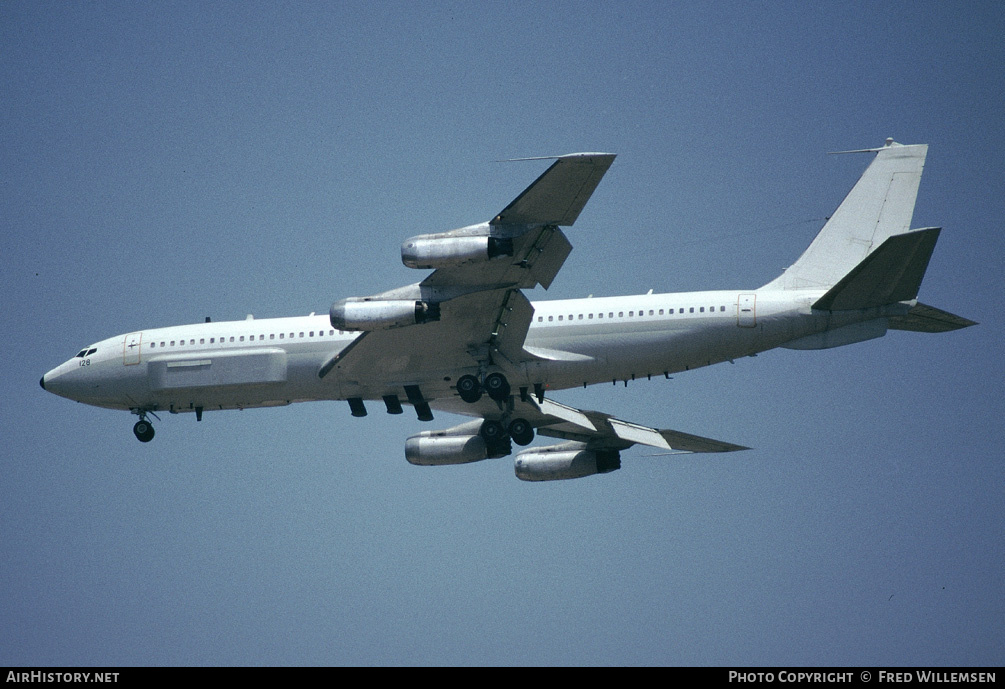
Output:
536,305,728,323
148,329,341,348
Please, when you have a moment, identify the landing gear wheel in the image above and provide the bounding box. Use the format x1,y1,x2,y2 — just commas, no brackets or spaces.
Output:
479,420,512,458
508,418,534,446
133,420,155,443
457,374,482,403
483,372,511,402
479,419,506,442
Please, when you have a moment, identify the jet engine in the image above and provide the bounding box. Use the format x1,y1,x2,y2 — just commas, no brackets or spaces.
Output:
330,298,440,331
514,445,621,481
401,234,514,270
405,434,489,466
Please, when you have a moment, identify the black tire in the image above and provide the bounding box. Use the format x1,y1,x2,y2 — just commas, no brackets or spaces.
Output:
508,418,534,446
133,420,155,443
483,372,511,401
479,420,506,442
456,374,482,403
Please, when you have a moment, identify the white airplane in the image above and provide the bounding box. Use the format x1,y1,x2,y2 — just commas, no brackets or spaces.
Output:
41,140,974,480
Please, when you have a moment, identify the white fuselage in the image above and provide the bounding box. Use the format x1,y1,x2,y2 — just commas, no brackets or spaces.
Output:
41,287,904,419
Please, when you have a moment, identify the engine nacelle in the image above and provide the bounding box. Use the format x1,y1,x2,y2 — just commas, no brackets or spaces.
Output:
401,234,514,270
330,298,440,331
405,434,489,466
514,446,621,481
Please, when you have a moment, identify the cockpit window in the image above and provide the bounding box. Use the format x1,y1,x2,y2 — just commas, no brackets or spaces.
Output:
75,348,97,358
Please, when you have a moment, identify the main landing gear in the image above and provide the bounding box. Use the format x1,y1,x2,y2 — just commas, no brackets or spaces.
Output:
132,411,156,443
457,372,513,404
463,372,536,451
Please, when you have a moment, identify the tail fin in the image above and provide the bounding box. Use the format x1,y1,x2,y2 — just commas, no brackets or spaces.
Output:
763,140,928,290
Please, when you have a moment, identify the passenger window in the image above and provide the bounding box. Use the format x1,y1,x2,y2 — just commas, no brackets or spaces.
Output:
700,307,705,313
689,307,694,313
720,305,725,312
598,313,603,319
629,311,634,317
609,312,614,318
588,313,593,319
310,331,314,337
558,315,563,321
279,333,284,339
578,314,583,320
299,332,304,338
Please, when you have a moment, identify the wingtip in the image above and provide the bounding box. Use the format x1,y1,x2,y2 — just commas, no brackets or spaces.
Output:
496,152,616,163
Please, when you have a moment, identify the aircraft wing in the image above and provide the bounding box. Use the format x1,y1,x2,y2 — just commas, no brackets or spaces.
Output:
419,152,617,290
430,395,750,454
322,153,616,385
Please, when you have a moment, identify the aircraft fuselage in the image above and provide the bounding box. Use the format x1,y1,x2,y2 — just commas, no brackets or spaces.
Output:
40,287,907,420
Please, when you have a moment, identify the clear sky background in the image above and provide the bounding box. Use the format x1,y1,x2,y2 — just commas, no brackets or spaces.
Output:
3,1,1003,666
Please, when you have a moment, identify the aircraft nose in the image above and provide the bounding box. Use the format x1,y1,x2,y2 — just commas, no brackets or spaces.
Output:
40,374,46,390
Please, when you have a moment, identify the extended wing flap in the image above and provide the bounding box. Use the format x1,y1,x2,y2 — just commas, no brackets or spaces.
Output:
491,290,536,364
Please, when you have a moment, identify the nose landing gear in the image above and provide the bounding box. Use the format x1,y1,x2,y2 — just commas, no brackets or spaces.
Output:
132,411,157,443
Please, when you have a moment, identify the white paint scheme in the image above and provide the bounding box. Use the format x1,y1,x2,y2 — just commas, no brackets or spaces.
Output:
41,142,974,479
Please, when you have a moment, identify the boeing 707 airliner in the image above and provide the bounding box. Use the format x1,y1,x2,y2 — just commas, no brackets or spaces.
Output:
41,140,975,480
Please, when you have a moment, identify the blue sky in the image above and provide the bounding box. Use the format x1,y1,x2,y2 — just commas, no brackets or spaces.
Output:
3,1,1003,666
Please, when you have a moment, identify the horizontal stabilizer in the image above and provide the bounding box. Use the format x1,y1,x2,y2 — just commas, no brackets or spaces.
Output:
888,302,978,332
813,227,940,311
492,153,616,226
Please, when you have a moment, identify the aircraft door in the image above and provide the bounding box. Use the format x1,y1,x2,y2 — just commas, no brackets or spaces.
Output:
737,294,756,328
123,332,143,365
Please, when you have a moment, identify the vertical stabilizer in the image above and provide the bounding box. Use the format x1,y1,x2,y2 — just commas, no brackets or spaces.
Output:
763,140,928,290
